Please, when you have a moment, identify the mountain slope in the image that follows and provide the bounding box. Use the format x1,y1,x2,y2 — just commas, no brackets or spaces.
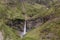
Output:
0,0,60,40
24,17,60,40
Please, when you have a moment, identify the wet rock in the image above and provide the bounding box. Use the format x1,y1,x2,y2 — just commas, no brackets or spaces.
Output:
5,14,55,32
5,19,25,31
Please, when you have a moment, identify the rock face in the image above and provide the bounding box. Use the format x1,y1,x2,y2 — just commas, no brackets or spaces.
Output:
0,31,3,40
5,13,55,32
26,17,43,31
5,19,25,31
5,18,43,32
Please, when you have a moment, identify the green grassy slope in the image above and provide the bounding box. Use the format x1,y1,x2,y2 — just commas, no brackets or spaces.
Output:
0,0,60,40
24,17,60,40
0,0,58,20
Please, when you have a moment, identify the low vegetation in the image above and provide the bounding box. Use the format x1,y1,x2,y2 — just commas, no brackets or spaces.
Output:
0,0,60,40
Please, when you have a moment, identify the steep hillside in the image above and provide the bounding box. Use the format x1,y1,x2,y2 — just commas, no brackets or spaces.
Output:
24,17,60,40
0,0,60,40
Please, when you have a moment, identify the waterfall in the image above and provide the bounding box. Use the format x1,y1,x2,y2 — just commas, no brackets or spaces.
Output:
20,21,27,38
23,20,27,35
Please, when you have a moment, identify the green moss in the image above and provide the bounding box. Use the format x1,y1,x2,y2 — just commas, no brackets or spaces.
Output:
22,37,36,40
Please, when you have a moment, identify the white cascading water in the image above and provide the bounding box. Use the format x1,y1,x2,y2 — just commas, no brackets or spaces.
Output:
23,21,27,35
20,21,27,38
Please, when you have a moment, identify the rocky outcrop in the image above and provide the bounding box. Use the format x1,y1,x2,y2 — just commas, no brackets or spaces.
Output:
5,13,55,32
0,31,3,40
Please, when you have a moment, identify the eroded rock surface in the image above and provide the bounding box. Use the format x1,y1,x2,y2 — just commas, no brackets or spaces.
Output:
0,31,3,40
